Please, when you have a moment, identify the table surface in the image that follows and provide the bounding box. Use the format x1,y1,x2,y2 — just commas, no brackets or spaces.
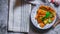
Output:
0,0,60,34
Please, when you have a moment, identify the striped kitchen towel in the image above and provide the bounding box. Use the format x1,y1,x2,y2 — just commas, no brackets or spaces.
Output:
8,0,31,32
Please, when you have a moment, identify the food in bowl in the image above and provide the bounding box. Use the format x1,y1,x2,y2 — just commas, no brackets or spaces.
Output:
35,5,56,28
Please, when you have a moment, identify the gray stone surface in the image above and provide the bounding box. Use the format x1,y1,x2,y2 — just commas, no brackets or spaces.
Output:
0,0,60,34
0,0,8,34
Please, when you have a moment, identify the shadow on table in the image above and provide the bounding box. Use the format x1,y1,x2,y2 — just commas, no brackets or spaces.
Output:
14,0,28,9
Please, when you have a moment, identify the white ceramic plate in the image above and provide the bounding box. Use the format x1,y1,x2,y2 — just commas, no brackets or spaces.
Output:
31,4,57,29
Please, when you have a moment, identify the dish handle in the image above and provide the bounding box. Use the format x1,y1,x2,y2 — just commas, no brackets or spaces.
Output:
53,19,60,28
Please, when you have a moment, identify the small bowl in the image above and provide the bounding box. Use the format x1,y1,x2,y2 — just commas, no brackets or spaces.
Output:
31,4,57,29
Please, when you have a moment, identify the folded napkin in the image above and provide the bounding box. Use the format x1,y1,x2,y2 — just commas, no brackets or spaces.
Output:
8,0,31,32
